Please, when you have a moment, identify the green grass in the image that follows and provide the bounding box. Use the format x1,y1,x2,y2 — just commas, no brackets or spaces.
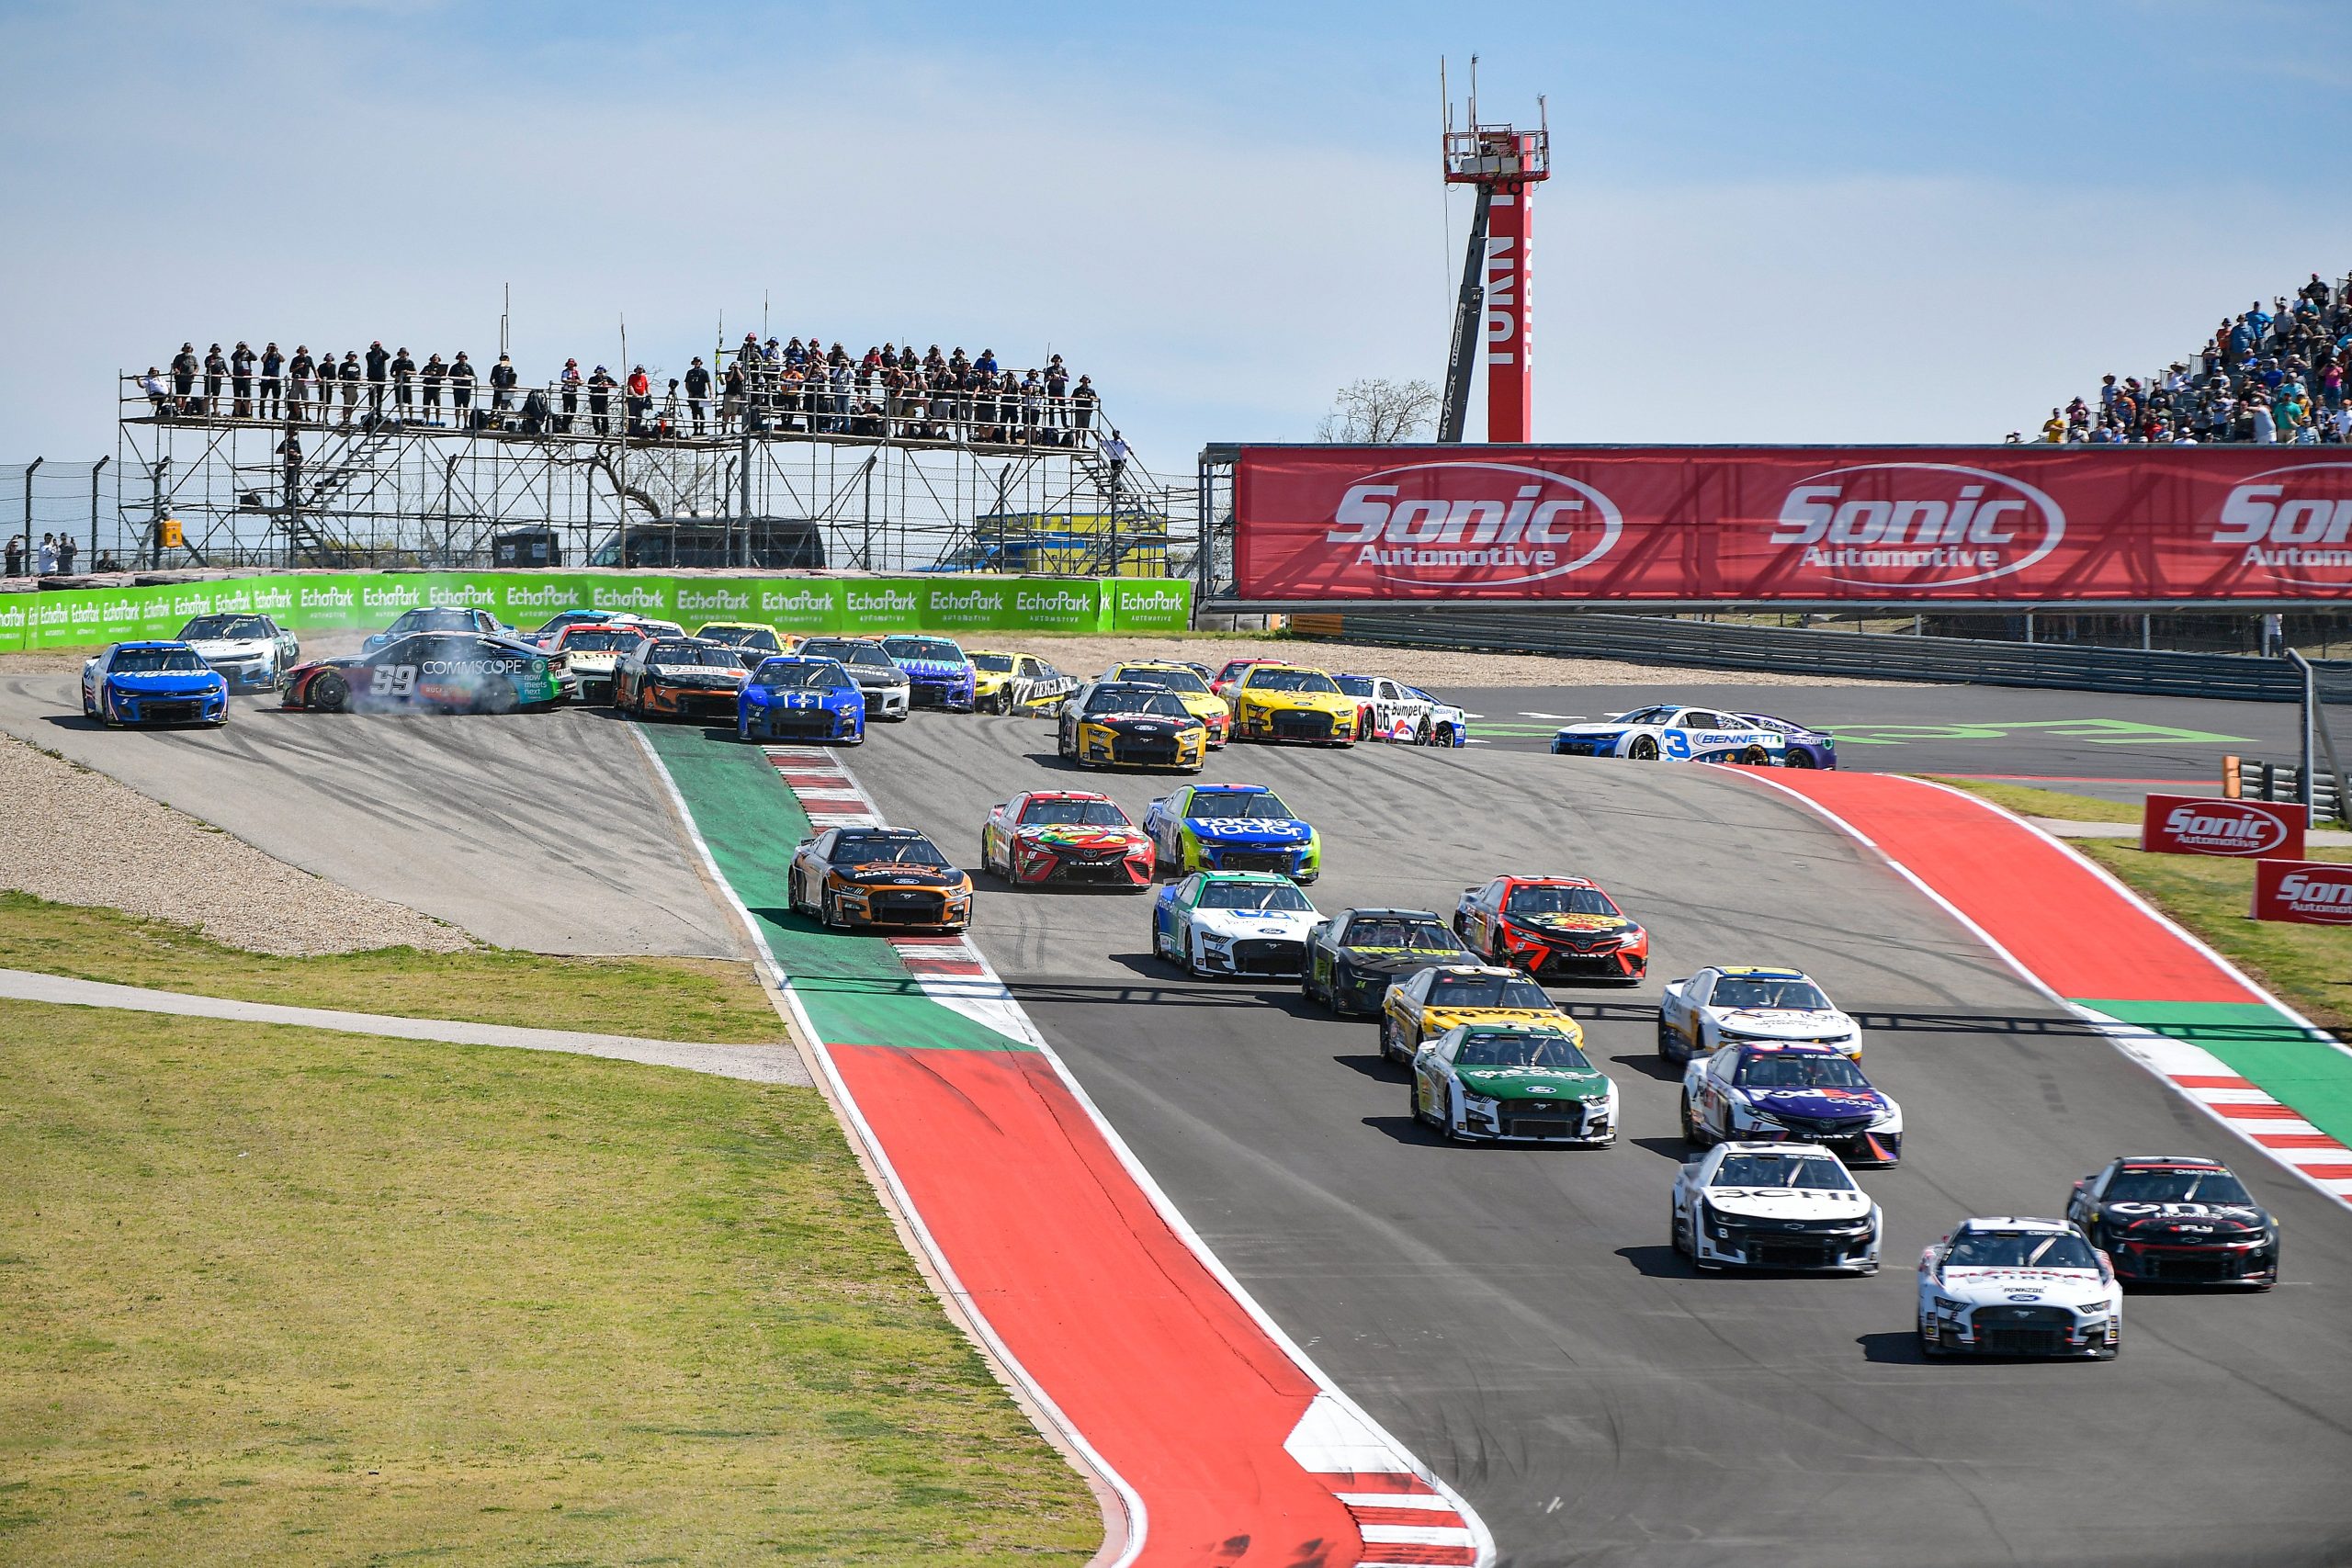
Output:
0,1000,1097,1565
1924,776,2142,823
0,893,783,1044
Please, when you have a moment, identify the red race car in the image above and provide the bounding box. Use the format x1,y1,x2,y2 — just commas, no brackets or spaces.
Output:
978,789,1156,888
1453,874,1649,984
1210,657,1283,705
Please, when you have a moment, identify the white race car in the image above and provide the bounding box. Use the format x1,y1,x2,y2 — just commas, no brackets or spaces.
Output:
1332,673,1471,747
1657,964,1861,1066
1551,703,1784,763
1150,870,1324,978
1410,1021,1618,1145
176,612,300,689
1670,1142,1882,1274
1917,1216,2120,1359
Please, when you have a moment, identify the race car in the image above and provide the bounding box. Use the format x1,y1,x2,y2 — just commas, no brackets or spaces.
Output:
176,612,300,690
361,604,511,655
1141,783,1320,881
525,608,628,648
614,636,751,720
548,620,650,700
1917,1216,2120,1359
797,637,911,721
880,634,978,711
1331,672,1464,745
1679,1041,1903,1166
1736,712,1838,770
81,641,229,727
1410,686,1471,748
1549,704,1787,764
1671,1144,1883,1275
1102,660,1233,746
281,631,564,713
1454,875,1648,984
786,825,973,931
1657,964,1860,1065
1227,664,1360,746
2064,1155,2279,1289
980,789,1155,887
1210,656,1283,704
1150,870,1323,978
1378,964,1568,1066
738,654,866,745
1300,908,1478,1016
1411,1021,1618,1145
1057,682,1210,772
969,649,1078,714
695,621,800,669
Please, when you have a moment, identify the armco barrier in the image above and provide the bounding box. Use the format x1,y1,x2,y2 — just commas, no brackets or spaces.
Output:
1293,608,2346,703
0,572,1193,653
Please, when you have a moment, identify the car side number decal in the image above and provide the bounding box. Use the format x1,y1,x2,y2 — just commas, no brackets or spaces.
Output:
370,664,417,698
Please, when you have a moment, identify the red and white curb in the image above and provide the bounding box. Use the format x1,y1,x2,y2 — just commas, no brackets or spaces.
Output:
764,744,879,829
1286,1395,1478,1565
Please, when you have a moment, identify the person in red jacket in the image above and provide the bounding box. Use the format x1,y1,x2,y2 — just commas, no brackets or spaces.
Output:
626,366,651,435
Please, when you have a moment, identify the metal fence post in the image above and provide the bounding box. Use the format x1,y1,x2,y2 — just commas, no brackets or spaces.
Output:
22,457,43,575
2298,651,2316,814
89,457,108,570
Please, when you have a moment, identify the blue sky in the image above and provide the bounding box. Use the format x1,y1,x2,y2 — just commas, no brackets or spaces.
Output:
4,0,2349,471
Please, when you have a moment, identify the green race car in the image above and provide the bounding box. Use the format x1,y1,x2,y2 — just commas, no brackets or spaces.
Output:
1140,783,1322,882
1409,1021,1620,1145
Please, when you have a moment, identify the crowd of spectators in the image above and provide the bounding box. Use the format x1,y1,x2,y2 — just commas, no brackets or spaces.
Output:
2018,272,2352,445
134,334,1106,451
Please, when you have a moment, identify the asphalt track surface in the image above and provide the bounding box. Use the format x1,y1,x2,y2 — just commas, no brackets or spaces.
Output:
0,673,742,956
845,714,2352,1568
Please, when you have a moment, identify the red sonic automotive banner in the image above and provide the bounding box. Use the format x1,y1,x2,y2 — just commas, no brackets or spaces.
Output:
2252,858,2352,924
2140,794,2307,860
1231,446,2352,604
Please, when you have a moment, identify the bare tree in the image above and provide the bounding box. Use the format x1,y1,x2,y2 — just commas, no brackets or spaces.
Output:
1317,378,1442,444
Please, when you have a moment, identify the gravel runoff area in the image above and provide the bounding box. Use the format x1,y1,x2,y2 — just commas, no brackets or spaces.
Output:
0,732,468,956
1020,633,1929,688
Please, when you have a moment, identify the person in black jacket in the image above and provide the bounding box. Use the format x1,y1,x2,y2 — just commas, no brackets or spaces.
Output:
287,345,314,423
202,344,227,415
391,347,415,415
259,342,284,421
421,353,446,421
684,356,711,435
231,341,255,418
338,350,363,426
170,343,198,412
449,352,477,424
365,341,390,414
490,354,518,413
277,425,304,507
587,365,615,435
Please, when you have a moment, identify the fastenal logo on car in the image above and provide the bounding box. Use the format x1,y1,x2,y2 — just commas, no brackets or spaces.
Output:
1771,463,2064,587
2140,793,2304,860
2214,464,2352,584
1327,461,1623,587
2254,859,2352,924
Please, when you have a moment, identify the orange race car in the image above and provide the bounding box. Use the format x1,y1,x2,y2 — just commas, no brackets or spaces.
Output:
1453,874,1649,985
787,826,974,931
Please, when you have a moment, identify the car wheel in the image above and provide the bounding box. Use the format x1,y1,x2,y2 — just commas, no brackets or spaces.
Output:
1628,735,1659,761
1679,1095,1711,1146
1784,749,1817,769
478,678,519,716
1738,744,1770,766
2096,1327,2120,1360
1380,1015,1405,1064
787,871,804,916
1412,1082,1440,1128
1917,1315,1950,1358
310,671,349,713
1434,722,1455,747
1671,1204,1691,1258
1657,1019,1681,1064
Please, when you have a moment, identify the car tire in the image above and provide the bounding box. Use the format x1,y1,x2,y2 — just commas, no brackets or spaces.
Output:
1380,1015,1406,1065
1657,1019,1681,1065
1917,1316,1950,1358
820,886,843,929
1680,1095,1711,1146
1627,735,1660,761
310,671,349,713
479,678,519,716
1412,1082,1440,1129
1672,1204,1691,1258
1784,749,1816,770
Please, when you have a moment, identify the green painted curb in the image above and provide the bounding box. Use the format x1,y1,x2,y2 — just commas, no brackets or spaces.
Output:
2075,997,2352,1148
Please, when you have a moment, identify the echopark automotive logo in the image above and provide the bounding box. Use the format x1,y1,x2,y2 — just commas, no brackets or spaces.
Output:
1326,461,1623,587
1771,463,2065,586
2214,463,2352,585
2163,801,2291,855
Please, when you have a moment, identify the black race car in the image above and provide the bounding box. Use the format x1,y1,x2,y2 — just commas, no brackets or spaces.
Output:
1300,907,1480,1016
280,632,569,713
2066,1155,2280,1288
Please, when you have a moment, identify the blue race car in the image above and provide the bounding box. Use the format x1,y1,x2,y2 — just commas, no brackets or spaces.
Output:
1551,703,1831,767
880,634,977,712
1141,783,1321,883
81,640,229,728
1734,712,1838,770
739,655,866,744
1679,1040,1902,1166
362,604,511,655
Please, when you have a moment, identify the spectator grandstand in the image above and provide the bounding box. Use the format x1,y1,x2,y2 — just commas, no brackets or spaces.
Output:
2022,270,2352,445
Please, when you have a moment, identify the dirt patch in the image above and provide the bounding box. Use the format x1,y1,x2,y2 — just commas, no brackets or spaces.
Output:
1016,634,1929,689
0,732,469,955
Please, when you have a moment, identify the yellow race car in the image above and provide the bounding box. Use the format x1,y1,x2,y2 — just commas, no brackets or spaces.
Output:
1103,660,1233,747
1228,663,1360,746
693,621,801,669
968,649,1080,714
1379,963,1574,1065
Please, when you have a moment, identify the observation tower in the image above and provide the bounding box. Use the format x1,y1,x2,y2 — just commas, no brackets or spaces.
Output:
1438,66,1550,445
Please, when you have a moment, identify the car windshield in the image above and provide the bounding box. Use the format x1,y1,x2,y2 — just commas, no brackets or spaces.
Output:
1713,976,1831,1010
803,640,895,670
1333,675,1375,696
1454,1031,1592,1070
883,636,965,663
1428,973,1554,1010
969,653,1015,673
831,834,948,867
534,613,600,634
700,626,779,649
1505,885,1619,917
1021,798,1131,827
1245,668,1339,694
1614,705,1676,725
1344,918,1462,953
648,641,742,668
110,648,208,674
2103,1168,2255,1205
1115,665,1211,694
1736,1054,1870,1089
1944,1233,2099,1269
391,608,473,632
1198,880,1314,911
1186,789,1295,819
1085,687,1190,718
563,629,643,652
753,660,851,690
1712,1153,1856,1191
180,615,270,640
1219,661,1268,681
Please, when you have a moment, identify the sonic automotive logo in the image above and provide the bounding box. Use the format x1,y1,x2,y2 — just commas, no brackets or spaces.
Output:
2256,860,2352,924
2214,464,2352,582
2163,801,2290,854
1327,461,1623,587
1772,464,2065,586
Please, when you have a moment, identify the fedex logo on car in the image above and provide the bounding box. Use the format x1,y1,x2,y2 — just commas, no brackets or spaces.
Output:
1326,461,1623,587
2213,464,2352,583
1771,464,2065,586
2255,859,2352,924
2141,793,2304,860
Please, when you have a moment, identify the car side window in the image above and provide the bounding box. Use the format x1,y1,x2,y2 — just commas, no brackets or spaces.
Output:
811,829,836,860
1687,971,1715,1006
1710,1051,1738,1082
1174,874,1200,908
1017,658,1039,678
1683,710,1725,728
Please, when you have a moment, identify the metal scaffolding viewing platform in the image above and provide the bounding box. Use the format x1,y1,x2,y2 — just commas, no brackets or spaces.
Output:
116,372,1187,579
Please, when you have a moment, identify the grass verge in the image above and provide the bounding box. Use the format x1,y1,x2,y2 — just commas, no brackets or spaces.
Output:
0,892,782,1043
1923,776,2141,824
0,999,1097,1565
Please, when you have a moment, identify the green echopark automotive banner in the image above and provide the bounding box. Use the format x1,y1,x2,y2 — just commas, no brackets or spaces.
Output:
0,571,1193,652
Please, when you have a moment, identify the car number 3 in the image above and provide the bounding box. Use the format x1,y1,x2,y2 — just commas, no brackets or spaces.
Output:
370,664,418,697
